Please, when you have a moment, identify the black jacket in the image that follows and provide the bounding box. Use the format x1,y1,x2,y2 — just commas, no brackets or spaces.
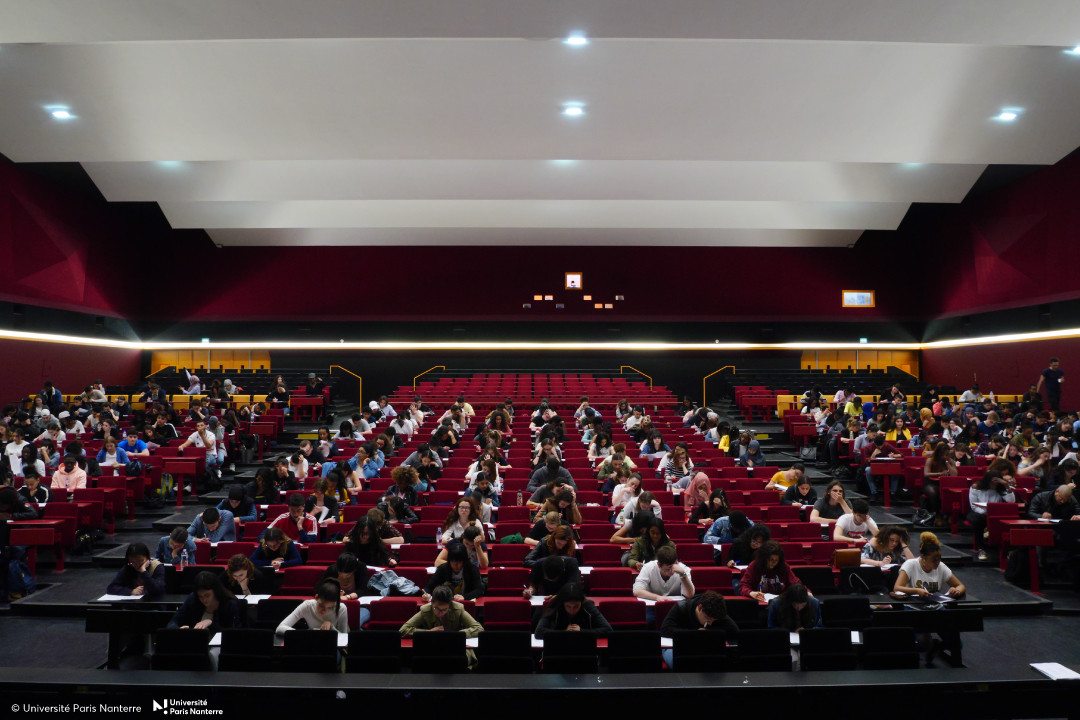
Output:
535,601,612,637
167,594,245,630
423,561,485,600
659,595,739,639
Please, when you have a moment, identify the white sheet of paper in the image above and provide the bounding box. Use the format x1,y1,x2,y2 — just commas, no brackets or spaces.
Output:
96,594,143,602
465,637,478,648
1037,518,1062,523
529,596,546,606
763,593,778,602
358,596,383,606
660,637,673,648
242,594,272,605
636,598,657,606
1031,662,1080,680
578,566,593,575
531,636,544,648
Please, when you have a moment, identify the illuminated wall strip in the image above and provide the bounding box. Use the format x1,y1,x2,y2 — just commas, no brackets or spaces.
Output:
1,326,1080,351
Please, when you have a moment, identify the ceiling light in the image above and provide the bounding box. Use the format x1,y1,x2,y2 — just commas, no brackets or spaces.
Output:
562,105,585,117
993,107,1023,122
46,106,75,120
1065,45,1080,55
996,112,1017,121
564,34,589,46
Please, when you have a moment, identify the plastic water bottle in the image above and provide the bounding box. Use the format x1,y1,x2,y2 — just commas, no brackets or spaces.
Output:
180,549,189,569
516,489,522,506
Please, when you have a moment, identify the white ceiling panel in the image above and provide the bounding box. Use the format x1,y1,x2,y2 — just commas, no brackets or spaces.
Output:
160,199,910,231
81,160,985,203
1,3,1078,248
2,1,1079,45
2,41,1079,164
206,227,864,248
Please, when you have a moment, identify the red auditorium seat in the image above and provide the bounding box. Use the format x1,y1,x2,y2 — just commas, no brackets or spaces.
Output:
595,598,648,630
585,567,635,596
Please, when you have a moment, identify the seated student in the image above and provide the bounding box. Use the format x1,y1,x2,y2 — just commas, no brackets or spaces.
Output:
107,542,165,598
528,456,575,492
366,507,405,545
534,582,611,637
969,470,1016,561
155,527,197,565
273,457,301,491
441,497,485,545
781,476,817,508
469,472,500,524
633,545,694,601
620,490,663,526
187,506,236,543
334,419,364,442
117,427,150,459
276,580,350,636
861,524,915,568
809,481,853,525
894,531,966,664
732,433,766,468
609,507,658,547
376,495,419,525
168,571,245,631
863,435,904,500
266,493,318,543
527,477,574,511
533,488,582,526
660,590,738,636
658,589,738,668
727,523,771,569
250,527,303,569
764,464,805,493
596,451,636,488
320,552,369,602
16,467,50,504
523,524,577,569
220,554,273,597
663,446,695,486
740,540,803,601
833,499,879,542
525,511,566,548
423,542,485,602
524,555,582,600
384,465,421,507
343,517,395,567
627,518,676,570
681,472,712,515
767,583,822,632
400,584,484,667
304,478,339,523
323,470,352,508
703,509,751,546
50,455,87,491
434,525,489,568
1027,484,1080,521
218,485,257,523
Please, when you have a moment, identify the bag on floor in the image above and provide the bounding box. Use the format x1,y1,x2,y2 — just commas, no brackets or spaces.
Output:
1004,548,1031,588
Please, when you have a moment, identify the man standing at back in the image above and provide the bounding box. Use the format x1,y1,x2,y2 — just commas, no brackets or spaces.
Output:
1037,357,1065,413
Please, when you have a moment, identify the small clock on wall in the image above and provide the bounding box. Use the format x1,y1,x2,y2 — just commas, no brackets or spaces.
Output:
842,290,875,308
565,272,583,290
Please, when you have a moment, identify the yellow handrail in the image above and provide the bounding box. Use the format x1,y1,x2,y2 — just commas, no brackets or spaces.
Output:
414,365,446,391
619,365,652,389
145,366,174,379
329,365,362,406
702,366,735,406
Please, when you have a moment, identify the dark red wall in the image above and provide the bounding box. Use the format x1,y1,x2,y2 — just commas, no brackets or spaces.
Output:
921,337,1079,406
923,150,1080,319
156,241,912,323
0,160,139,317
0,338,142,403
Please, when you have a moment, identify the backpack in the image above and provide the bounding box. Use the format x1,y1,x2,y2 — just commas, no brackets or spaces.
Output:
72,528,95,555
1004,548,1031,588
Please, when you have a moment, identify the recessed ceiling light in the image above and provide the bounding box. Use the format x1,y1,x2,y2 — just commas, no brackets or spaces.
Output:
564,34,589,46
1065,45,1080,55
46,106,74,120
562,105,585,117
993,108,1023,122
996,112,1017,121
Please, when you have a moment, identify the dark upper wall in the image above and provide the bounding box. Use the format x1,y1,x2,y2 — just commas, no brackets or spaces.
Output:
917,148,1080,321
0,338,142,404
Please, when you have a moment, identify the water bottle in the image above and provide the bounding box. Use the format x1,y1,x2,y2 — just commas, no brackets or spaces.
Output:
516,489,523,506
180,549,189,569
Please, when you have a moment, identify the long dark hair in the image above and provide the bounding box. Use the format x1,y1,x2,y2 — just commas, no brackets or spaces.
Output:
541,582,597,629
777,583,813,631
344,517,390,564
193,570,236,604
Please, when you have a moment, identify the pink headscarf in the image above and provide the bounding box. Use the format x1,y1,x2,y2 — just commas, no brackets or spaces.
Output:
683,471,712,511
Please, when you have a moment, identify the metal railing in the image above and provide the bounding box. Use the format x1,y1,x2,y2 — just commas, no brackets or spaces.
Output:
702,366,735,406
